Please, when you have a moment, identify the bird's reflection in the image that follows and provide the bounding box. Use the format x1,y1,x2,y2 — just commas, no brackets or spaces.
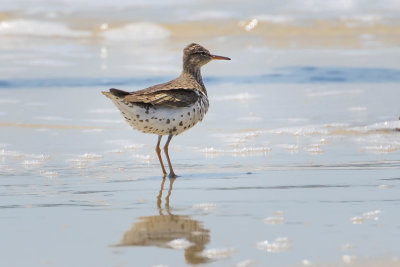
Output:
117,178,210,264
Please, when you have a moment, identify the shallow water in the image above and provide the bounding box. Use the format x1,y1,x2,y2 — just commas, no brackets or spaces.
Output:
1,1,400,267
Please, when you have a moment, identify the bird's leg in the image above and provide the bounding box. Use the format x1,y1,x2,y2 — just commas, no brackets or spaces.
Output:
155,135,167,177
164,134,177,178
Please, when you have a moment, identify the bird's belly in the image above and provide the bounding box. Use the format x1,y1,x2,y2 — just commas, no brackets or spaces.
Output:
112,98,209,136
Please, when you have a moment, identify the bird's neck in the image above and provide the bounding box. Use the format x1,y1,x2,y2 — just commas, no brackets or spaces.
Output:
182,65,207,96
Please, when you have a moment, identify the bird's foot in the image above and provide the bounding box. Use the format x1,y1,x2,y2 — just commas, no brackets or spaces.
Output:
168,172,178,178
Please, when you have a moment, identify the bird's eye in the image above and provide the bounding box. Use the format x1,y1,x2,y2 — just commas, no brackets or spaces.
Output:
201,52,207,56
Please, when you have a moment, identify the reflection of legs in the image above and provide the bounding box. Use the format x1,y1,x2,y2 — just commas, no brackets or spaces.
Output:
164,134,177,178
165,178,176,214
155,135,167,176
157,178,166,215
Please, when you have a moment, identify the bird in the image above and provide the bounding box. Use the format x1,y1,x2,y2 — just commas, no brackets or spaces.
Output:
102,43,230,178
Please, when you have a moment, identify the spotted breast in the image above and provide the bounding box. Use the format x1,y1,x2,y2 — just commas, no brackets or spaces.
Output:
104,90,209,136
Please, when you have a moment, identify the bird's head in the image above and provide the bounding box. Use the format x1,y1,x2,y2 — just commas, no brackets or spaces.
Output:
183,43,230,70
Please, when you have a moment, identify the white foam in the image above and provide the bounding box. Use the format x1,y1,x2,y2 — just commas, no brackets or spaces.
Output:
362,144,400,154
378,184,394,189
200,147,271,156
79,153,103,160
167,238,193,250
22,160,43,167
362,210,381,220
350,216,364,224
351,210,381,224
351,120,400,132
68,158,88,169
101,22,169,42
201,248,236,260
192,203,217,211
342,254,357,264
243,18,258,32
0,19,89,37
132,154,155,162
25,153,50,161
67,153,102,169
266,125,329,136
0,164,16,173
304,144,324,154
277,144,300,153
264,216,285,225
0,149,23,158
256,237,293,253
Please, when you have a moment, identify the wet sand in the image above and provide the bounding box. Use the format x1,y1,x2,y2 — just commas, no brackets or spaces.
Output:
1,79,400,267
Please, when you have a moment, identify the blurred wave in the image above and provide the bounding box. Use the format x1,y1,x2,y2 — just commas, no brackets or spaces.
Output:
1,66,399,88
1,2,400,48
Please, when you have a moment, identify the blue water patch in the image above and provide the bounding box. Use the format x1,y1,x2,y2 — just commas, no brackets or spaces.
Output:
252,66,400,84
1,66,400,89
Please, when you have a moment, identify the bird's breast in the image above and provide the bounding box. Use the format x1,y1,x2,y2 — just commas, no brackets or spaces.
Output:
111,94,209,136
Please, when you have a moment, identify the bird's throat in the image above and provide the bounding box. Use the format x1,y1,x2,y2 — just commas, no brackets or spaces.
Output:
182,65,207,95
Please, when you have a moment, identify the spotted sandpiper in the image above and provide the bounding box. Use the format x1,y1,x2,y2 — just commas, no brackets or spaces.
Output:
102,43,230,177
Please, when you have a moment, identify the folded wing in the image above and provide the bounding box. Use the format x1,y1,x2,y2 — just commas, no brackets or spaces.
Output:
109,88,200,108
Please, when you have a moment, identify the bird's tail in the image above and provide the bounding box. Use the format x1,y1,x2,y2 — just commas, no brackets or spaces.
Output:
102,88,130,99
101,91,113,99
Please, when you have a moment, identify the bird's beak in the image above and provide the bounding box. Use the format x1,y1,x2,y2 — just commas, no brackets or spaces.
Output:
210,54,231,60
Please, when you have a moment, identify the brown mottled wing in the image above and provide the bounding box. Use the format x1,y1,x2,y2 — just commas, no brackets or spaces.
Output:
132,76,203,95
123,89,199,107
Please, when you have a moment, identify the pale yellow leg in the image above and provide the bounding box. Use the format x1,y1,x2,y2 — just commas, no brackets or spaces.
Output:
155,135,167,176
164,134,177,178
